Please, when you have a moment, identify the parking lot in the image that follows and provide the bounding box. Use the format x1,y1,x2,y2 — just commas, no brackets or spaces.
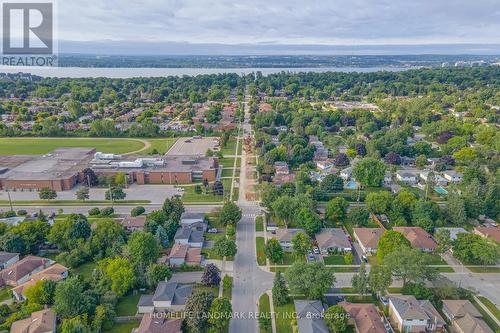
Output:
165,136,219,156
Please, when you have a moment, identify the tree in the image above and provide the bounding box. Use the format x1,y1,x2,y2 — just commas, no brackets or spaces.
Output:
212,180,224,196
272,196,296,227
98,257,136,297
130,206,145,217
368,265,392,296
384,152,401,165
285,261,335,299
39,187,57,200
344,252,354,264
265,238,284,263
90,219,126,259
324,305,348,333
54,276,97,318
82,168,98,187
185,291,214,333
334,153,349,167
377,230,411,261
213,237,238,257
202,263,221,287
48,214,91,251
291,232,312,257
452,233,500,265
383,247,438,285
114,172,127,186
127,231,160,270
297,208,322,236
24,279,56,305
366,191,393,214
351,263,369,295
347,207,370,227
75,187,89,201
326,197,349,222
7,220,51,254
92,304,115,332
208,297,232,331
352,158,386,187
447,193,467,226
105,187,126,201
219,202,242,226
61,316,91,333
435,229,452,254
320,174,344,193
272,271,289,306
146,264,172,288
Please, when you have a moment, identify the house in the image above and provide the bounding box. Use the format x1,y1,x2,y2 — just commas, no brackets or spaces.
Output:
0,251,19,270
384,172,393,186
294,300,329,333
174,226,204,248
353,228,384,255
340,302,386,333
434,227,469,241
393,227,438,252
138,282,193,313
275,229,306,251
134,314,182,333
340,167,353,180
12,263,68,301
167,243,203,267
0,256,53,287
274,161,290,175
442,300,493,333
180,212,206,227
419,172,448,186
473,227,500,243
315,228,352,254
389,295,445,333
117,215,146,232
396,171,418,184
316,159,334,171
10,308,56,333
442,170,463,184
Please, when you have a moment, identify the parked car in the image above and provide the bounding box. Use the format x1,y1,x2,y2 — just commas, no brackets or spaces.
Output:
313,247,320,254
207,228,218,233
307,254,316,261
362,255,368,263
380,296,389,306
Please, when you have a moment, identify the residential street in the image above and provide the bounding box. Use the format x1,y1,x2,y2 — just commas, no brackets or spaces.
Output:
229,98,274,333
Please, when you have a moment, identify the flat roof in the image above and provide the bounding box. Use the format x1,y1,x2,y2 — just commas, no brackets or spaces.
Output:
166,137,218,156
0,148,95,181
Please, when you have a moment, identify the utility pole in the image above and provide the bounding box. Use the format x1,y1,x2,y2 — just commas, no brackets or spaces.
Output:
108,183,114,208
6,190,13,212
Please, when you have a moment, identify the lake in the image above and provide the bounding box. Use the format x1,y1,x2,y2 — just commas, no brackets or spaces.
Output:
0,66,413,78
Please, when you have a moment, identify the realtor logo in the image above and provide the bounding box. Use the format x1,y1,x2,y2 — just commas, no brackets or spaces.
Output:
2,2,53,54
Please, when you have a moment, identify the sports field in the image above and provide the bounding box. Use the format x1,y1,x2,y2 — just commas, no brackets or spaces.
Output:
0,137,177,155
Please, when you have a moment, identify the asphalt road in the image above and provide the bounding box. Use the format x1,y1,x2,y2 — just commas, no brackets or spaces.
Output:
229,99,274,333
1,204,222,216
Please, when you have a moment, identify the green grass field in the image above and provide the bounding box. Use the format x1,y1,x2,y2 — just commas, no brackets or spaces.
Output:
104,321,140,333
274,301,296,333
144,138,177,155
478,296,500,321
115,294,141,316
256,237,266,266
0,287,12,302
222,276,233,300
258,293,272,333
0,137,148,154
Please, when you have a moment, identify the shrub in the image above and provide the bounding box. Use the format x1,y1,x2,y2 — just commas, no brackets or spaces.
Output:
17,210,27,216
99,207,114,217
88,208,100,216
131,206,145,217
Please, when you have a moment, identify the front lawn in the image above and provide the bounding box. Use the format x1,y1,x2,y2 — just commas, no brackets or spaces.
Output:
470,298,500,332
256,237,266,266
323,255,347,265
426,254,448,265
275,301,296,333
115,294,141,316
271,252,305,265
467,266,500,273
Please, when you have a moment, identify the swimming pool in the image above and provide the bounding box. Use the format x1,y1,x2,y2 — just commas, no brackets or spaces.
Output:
345,180,359,190
434,186,448,195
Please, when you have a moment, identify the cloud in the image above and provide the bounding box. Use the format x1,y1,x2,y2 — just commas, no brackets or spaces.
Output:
58,0,500,44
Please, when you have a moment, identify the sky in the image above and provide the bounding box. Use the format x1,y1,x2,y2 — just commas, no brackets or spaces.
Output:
57,0,500,45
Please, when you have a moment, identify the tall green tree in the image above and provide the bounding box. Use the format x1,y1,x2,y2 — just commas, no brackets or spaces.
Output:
285,261,335,299
353,158,386,187
351,263,369,295
272,271,289,306
377,230,411,261
265,238,284,263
